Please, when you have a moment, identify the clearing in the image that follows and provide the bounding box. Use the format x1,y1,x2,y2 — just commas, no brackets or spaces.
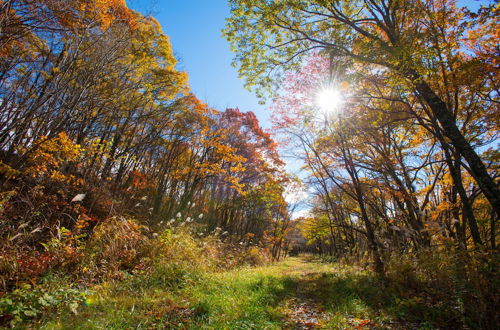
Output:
40,256,424,329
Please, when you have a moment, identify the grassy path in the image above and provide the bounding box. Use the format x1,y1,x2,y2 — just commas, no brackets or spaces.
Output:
41,257,409,329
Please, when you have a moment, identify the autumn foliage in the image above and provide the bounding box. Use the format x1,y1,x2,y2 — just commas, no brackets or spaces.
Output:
225,0,499,327
0,0,498,328
0,0,293,326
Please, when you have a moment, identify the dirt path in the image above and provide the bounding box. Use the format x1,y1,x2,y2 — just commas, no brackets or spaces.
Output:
285,297,327,329
283,269,329,328
278,257,379,329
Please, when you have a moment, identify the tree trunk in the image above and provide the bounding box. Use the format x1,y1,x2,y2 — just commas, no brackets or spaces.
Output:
406,69,500,219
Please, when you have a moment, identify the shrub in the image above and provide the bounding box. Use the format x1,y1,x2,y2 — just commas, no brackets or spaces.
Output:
80,217,148,280
0,283,86,327
384,247,499,328
240,246,269,266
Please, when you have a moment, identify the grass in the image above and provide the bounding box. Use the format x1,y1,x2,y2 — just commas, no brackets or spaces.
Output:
34,256,449,329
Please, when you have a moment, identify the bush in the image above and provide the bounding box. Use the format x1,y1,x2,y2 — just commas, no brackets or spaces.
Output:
384,247,499,328
80,217,148,280
241,246,268,266
0,283,86,327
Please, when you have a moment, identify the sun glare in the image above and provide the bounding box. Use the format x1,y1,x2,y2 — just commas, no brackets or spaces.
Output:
316,87,344,113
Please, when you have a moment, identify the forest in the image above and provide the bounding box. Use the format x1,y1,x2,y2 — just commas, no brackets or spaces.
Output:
0,0,498,328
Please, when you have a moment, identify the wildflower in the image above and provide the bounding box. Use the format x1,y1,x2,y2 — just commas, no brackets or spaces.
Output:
198,213,204,219
152,233,158,238
176,212,181,218
222,231,228,235
167,219,175,225
186,217,192,222
191,203,196,208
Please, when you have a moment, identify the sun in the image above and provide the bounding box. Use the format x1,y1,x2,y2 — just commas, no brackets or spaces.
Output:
315,86,344,114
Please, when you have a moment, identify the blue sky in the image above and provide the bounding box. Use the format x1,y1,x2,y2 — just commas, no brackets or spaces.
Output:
127,0,484,129
128,0,271,128
127,0,488,217
127,0,487,178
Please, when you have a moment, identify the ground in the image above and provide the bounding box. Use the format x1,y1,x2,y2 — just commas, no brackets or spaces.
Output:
39,256,422,329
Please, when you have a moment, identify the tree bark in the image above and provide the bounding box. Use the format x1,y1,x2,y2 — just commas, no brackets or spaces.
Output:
406,69,500,219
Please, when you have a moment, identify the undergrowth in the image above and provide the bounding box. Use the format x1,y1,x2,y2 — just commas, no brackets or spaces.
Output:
0,217,270,327
1,250,498,328
31,254,499,329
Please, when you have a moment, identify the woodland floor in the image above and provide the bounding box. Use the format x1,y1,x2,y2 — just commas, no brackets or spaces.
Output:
38,256,430,329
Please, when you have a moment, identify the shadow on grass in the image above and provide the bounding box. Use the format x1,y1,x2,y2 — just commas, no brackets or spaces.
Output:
271,264,463,329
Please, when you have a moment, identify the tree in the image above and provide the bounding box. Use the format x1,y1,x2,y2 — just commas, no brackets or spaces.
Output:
224,0,500,218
